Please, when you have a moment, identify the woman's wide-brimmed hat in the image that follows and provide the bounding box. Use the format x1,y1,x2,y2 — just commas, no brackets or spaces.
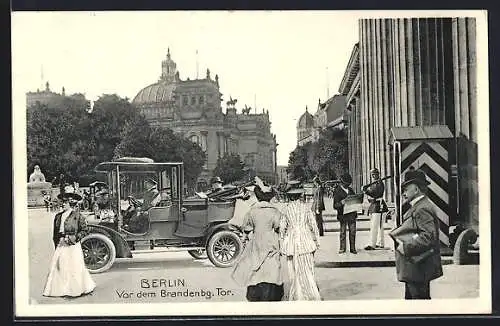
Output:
253,176,275,201
57,185,82,201
340,173,352,185
401,167,430,189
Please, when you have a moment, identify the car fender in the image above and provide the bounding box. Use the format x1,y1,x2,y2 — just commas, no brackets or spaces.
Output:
87,224,133,258
203,222,243,247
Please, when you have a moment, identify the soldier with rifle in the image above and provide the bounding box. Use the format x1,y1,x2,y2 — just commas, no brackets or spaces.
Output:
363,168,390,250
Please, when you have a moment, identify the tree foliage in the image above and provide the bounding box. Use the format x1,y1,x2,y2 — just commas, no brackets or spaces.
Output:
27,94,205,189
113,123,206,191
27,99,94,183
286,144,314,181
287,128,348,182
212,153,246,184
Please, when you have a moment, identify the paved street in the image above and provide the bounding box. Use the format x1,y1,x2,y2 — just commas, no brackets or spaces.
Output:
27,207,479,305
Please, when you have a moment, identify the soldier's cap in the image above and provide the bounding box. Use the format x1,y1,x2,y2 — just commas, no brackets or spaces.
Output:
401,167,430,189
370,168,380,174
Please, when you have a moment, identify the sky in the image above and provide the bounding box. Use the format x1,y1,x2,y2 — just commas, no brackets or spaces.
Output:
12,11,363,166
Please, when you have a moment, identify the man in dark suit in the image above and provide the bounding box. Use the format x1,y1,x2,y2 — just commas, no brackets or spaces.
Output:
311,175,325,236
333,173,358,254
391,168,443,299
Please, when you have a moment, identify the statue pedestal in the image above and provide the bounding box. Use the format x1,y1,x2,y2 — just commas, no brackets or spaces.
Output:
27,182,52,207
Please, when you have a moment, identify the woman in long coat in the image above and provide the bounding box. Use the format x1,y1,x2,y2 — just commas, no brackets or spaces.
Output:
231,178,284,301
43,187,96,298
280,191,321,301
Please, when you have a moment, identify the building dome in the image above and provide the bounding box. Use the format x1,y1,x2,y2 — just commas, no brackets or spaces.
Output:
297,106,314,129
132,82,177,105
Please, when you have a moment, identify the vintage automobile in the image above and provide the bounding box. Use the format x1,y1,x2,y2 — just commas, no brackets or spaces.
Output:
80,157,244,273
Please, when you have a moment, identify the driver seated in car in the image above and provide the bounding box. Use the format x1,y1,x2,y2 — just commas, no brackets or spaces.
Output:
124,178,159,233
142,178,160,209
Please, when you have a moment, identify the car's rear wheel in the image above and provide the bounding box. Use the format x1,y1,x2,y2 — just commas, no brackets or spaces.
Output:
188,249,208,260
207,230,243,268
81,233,116,273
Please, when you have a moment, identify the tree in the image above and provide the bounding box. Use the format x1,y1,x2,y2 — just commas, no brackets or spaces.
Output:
212,153,246,184
27,94,146,185
114,123,206,191
310,128,348,181
27,99,93,183
286,128,348,182
286,144,314,181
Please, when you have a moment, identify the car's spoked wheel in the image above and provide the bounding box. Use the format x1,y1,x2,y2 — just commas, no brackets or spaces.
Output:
81,233,116,273
207,230,243,268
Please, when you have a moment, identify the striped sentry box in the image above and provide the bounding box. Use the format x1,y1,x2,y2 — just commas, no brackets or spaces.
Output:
399,141,451,247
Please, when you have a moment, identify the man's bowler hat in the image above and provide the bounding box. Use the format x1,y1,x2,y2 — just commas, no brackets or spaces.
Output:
401,167,431,189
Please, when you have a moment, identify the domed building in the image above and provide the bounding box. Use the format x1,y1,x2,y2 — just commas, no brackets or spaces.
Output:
297,106,315,146
133,49,278,191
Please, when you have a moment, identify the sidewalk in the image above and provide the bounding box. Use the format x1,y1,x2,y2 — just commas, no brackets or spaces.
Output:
314,230,453,268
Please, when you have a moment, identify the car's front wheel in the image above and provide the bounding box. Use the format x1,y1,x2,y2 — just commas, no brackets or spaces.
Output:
81,233,116,273
206,230,243,268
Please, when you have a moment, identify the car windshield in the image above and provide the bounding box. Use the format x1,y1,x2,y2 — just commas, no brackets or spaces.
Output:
97,163,182,215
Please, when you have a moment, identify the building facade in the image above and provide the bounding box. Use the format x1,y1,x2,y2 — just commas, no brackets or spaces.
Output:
339,18,478,232
132,49,278,189
276,165,289,185
296,106,315,146
26,81,89,110
296,94,347,147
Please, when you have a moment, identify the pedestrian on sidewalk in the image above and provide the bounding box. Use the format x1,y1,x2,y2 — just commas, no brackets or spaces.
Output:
390,168,443,300
231,177,284,302
333,173,358,254
280,191,321,301
311,175,325,237
363,168,389,250
43,185,96,298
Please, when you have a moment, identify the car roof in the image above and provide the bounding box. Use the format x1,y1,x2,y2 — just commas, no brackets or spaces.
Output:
95,161,184,173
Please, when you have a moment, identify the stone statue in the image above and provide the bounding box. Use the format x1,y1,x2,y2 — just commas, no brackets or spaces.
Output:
27,165,52,208
29,165,46,183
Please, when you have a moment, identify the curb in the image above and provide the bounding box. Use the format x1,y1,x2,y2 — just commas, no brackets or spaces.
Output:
315,257,454,268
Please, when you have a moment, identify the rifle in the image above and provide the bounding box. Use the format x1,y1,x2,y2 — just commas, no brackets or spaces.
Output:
321,179,340,186
361,175,393,191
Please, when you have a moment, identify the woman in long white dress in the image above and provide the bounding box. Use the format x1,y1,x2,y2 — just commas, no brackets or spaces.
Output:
43,188,96,298
280,192,321,301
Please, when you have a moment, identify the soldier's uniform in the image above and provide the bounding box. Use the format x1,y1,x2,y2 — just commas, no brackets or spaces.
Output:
364,168,389,250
